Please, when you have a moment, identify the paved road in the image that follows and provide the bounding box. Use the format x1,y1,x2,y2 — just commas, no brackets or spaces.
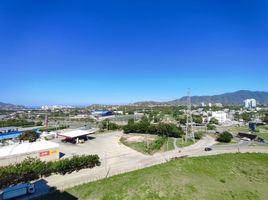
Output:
8,131,268,199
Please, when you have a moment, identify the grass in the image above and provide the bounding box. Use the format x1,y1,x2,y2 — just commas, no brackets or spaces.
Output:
120,136,166,155
228,126,249,134
176,138,194,148
121,136,196,154
256,132,268,141
120,137,148,154
41,153,268,200
162,137,175,151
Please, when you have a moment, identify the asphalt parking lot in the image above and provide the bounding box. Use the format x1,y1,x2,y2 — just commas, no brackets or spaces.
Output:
51,131,147,161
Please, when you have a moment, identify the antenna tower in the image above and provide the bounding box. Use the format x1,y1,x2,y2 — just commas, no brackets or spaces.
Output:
185,89,195,142
44,114,48,127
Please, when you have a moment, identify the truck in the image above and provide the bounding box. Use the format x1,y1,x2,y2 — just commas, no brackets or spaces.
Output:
1,183,35,200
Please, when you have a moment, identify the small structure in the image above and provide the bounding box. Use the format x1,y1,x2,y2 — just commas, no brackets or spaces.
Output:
211,111,227,124
58,129,97,144
0,140,59,166
249,122,257,132
91,110,113,117
40,131,57,140
0,127,23,141
237,132,257,140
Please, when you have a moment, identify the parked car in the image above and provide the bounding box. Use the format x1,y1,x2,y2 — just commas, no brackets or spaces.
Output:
204,147,212,151
241,137,251,141
2,183,35,200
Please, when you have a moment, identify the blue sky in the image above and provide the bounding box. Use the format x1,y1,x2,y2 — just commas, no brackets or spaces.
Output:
0,0,267,106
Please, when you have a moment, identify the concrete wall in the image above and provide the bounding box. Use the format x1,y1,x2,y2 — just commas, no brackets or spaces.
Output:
0,148,59,166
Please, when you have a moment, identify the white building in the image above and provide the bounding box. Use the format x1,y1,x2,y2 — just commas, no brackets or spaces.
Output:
211,111,227,124
0,140,59,166
244,99,257,109
215,103,223,107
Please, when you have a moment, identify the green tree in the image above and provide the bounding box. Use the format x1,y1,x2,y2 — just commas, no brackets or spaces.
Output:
263,116,268,123
241,112,252,122
178,117,186,125
19,130,38,142
35,121,43,126
217,131,233,143
193,115,203,124
210,117,219,125
195,132,204,140
207,124,216,130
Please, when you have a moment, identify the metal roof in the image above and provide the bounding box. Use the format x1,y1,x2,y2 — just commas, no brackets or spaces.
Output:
58,129,97,138
0,140,59,158
0,131,23,140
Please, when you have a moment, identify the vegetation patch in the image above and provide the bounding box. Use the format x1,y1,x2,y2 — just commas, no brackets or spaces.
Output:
0,155,100,189
120,134,166,154
217,131,233,143
176,138,194,148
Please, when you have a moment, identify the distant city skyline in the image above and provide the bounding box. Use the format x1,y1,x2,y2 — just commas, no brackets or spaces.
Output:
0,1,267,106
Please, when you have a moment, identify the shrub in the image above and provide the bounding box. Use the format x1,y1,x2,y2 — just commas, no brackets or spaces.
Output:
195,132,204,140
217,131,233,143
123,121,184,138
0,155,100,189
19,130,38,142
207,124,216,130
210,117,219,125
146,136,166,154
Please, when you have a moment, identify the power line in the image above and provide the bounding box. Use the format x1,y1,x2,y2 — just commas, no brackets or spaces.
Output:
185,89,195,142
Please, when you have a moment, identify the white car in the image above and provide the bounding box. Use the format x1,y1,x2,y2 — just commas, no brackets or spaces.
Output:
241,137,251,141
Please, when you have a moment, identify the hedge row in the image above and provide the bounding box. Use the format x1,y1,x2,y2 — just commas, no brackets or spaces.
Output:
39,125,69,132
0,154,100,189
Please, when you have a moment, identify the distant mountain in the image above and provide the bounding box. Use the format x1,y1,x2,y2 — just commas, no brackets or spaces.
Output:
131,101,163,106
0,102,26,110
134,90,268,106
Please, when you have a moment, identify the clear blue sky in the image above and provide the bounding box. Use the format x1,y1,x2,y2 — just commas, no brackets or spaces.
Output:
0,0,267,106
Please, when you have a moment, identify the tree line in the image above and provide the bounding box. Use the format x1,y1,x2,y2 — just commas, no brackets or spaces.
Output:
123,117,184,138
0,119,42,128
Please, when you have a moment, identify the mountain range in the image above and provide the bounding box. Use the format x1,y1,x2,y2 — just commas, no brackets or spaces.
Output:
0,102,26,110
1,90,268,109
134,90,268,106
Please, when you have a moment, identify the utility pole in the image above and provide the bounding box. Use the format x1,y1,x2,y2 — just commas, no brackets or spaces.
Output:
185,89,195,142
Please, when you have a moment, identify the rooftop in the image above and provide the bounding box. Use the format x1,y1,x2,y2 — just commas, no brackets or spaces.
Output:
58,129,97,138
0,140,59,158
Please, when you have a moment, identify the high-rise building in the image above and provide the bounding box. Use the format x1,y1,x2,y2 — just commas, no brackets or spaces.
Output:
244,99,257,109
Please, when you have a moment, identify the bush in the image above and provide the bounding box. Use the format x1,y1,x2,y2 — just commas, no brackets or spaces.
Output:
0,119,35,128
146,136,166,154
0,154,100,189
210,117,219,125
195,132,204,140
100,119,120,131
123,120,184,138
207,124,216,130
217,131,233,143
19,130,38,142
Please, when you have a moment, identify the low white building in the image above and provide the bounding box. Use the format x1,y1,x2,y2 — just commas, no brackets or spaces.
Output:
0,140,60,166
211,111,227,124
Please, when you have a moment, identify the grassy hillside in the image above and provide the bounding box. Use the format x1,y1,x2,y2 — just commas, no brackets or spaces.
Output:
42,153,268,200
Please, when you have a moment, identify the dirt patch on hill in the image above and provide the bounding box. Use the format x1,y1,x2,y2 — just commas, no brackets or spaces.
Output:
122,134,158,143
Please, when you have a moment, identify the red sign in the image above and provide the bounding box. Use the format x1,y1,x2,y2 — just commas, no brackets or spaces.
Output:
39,151,49,157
